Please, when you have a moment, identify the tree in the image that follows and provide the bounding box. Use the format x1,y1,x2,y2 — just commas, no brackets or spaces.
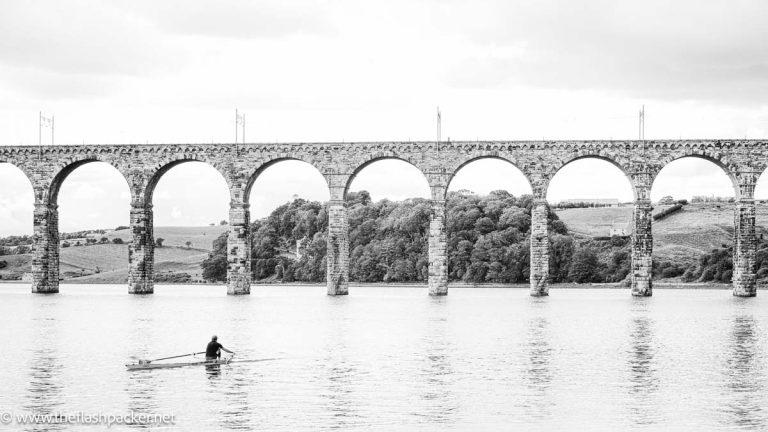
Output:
100,237,109,244
201,232,228,281
112,238,124,244
185,241,192,248
220,220,228,225
155,238,165,247
198,190,642,285
568,247,601,283
549,234,574,283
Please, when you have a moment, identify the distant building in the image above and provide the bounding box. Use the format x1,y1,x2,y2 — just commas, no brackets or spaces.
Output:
658,196,675,205
609,227,628,237
608,219,630,237
560,198,619,207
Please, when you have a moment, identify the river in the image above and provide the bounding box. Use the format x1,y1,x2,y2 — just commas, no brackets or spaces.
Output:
1,284,766,431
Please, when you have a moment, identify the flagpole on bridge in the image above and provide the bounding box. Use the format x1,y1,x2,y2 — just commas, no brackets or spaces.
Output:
639,104,645,152
38,111,42,161
235,109,245,157
436,106,441,153
38,112,54,160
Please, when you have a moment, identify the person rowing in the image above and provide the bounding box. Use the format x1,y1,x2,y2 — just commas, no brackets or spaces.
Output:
206,335,234,360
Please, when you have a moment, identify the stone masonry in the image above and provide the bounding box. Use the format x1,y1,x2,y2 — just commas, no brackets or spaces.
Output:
227,202,251,295
529,199,549,296
0,140,764,297
631,201,653,296
128,203,154,294
428,199,448,296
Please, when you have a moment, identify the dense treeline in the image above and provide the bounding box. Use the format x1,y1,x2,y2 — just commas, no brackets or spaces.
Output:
653,204,683,221
201,190,643,284
0,235,32,247
671,240,768,283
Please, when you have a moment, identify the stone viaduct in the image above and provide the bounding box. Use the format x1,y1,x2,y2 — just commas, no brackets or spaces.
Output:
0,140,764,297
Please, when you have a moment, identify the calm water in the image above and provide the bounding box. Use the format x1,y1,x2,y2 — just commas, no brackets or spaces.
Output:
1,284,767,431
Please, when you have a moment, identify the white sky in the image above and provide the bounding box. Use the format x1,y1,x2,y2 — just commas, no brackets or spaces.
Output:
1,0,767,235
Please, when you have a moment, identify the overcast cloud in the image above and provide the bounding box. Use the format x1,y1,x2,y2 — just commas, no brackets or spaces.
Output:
0,0,766,235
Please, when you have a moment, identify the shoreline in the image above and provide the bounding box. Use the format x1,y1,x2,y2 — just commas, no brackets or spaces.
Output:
0,280,738,289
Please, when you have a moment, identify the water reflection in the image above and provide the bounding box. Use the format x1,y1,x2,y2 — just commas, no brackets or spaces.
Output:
318,352,362,429
23,301,64,432
416,315,457,425
522,311,553,420
318,295,362,431
216,373,255,430
124,371,159,430
720,313,766,428
24,346,64,432
124,314,158,429
625,314,658,426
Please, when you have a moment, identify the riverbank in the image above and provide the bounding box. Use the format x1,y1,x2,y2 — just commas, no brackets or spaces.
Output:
1,280,738,289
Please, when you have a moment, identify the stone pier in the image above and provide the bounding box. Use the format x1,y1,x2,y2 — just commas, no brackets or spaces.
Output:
631,199,653,296
530,199,549,296
227,201,251,295
327,187,349,295
733,198,757,297
128,202,154,294
428,199,448,296
31,201,59,294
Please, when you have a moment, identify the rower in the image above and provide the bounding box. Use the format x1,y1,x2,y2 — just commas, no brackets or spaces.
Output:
205,335,234,360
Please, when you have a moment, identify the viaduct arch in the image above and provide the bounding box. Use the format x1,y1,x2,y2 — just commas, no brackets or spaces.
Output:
1,139,763,297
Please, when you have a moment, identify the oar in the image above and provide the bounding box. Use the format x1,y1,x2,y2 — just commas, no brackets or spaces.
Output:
228,357,282,364
137,352,206,364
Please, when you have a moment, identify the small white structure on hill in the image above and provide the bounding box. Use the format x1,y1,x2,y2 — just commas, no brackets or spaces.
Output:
610,227,628,236
609,220,630,237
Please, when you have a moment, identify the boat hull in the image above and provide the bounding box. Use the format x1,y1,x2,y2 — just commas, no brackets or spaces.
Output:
126,358,231,370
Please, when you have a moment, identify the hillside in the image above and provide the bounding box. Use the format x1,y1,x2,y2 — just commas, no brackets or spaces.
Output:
552,207,632,238
556,203,768,266
0,226,227,283
106,225,228,249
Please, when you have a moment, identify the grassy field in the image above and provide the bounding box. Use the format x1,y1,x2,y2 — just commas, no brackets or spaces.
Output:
553,207,633,237
0,226,225,283
107,225,228,250
556,203,768,265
